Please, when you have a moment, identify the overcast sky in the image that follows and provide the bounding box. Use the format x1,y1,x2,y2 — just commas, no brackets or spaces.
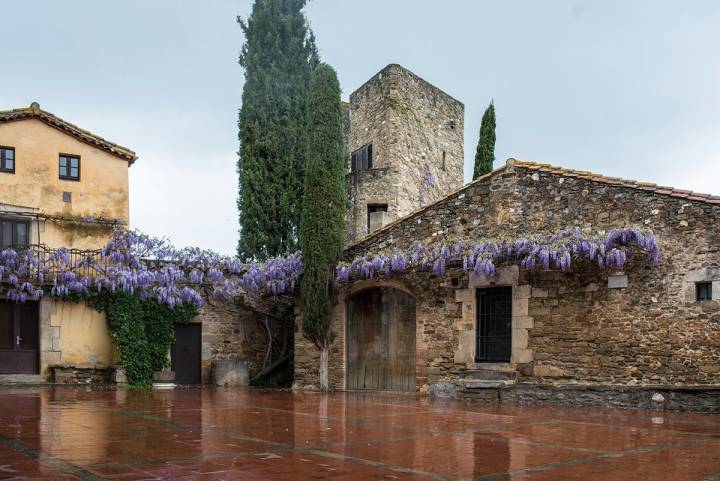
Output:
2,1,718,255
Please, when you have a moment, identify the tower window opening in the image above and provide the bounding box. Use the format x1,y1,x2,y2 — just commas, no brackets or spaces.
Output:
351,142,373,172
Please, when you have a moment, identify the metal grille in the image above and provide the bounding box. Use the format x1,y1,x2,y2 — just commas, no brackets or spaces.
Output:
476,287,512,362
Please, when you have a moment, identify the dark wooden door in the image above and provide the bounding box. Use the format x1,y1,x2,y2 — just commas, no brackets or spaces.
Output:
346,287,416,391
476,287,512,362
0,301,39,374
171,323,201,384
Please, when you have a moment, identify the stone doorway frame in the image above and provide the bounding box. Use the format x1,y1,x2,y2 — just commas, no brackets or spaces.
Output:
454,265,534,370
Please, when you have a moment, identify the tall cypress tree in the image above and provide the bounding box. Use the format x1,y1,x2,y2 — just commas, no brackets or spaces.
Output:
237,0,318,260
473,101,496,179
299,64,347,391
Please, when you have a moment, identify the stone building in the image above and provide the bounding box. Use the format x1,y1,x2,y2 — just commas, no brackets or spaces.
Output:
344,64,464,242
294,66,720,410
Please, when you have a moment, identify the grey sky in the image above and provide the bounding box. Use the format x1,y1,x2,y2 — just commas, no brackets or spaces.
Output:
2,1,718,255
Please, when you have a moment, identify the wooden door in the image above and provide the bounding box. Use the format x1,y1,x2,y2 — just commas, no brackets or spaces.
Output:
346,287,416,391
476,287,512,362
0,301,39,374
171,323,202,384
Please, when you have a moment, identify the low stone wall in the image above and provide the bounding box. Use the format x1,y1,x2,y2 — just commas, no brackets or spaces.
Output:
439,383,720,413
51,365,114,384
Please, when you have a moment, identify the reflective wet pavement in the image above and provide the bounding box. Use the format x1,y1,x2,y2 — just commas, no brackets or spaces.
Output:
0,387,718,480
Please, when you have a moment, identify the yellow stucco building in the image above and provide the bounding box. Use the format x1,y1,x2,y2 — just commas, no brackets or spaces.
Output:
0,103,136,380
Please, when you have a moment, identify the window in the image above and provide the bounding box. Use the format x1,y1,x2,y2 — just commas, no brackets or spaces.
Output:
367,204,388,232
59,154,80,181
351,142,373,172
63,191,72,203
0,219,29,248
697,282,713,301
0,146,15,173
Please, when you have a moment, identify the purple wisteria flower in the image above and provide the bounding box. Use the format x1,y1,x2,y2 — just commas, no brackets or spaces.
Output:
335,227,661,284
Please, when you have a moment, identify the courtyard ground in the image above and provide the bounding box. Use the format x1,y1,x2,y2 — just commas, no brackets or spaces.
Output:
0,387,718,481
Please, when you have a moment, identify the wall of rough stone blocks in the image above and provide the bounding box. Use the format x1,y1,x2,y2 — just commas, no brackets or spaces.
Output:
192,295,294,385
293,160,720,390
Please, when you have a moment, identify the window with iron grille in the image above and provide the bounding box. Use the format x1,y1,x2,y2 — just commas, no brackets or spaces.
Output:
0,219,29,248
351,142,373,172
696,282,713,301
59,154,80,181
0,146,15,173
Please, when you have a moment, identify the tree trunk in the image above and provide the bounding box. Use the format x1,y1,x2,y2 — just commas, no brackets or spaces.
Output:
319,347,329,391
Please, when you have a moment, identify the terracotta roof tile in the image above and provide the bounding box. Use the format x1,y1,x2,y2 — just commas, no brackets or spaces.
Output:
512,159,718,207
0,103,137,164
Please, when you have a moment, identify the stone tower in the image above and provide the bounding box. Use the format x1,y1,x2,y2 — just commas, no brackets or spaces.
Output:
344,64,464,243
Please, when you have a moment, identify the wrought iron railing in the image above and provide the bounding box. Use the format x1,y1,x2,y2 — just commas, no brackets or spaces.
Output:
1,244,105,283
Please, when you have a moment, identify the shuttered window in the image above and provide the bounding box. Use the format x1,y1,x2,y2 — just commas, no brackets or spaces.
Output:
351,142,373,172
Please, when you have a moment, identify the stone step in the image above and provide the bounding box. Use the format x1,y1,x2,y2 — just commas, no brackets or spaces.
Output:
458,369,518,381
463,380,508,389
0,374,45,385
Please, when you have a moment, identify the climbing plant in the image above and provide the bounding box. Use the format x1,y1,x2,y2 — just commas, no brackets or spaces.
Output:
336,227,661,283
88,292,197,388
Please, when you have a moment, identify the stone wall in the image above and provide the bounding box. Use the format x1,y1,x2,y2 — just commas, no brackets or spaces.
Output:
345,64,464,243
197,295,294,385
294,159,720,391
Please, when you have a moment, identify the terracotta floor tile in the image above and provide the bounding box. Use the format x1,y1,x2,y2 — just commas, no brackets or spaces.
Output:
0,386,718,481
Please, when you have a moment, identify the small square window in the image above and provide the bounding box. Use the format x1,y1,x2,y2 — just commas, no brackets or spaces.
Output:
59,154,80,181
696,282,712,301
62,191,72,203
367,203,388,232
0,146,15,173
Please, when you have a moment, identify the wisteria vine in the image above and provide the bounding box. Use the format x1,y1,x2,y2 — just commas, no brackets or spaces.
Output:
335,227,660,284
0,227,660,308
0,229,302,307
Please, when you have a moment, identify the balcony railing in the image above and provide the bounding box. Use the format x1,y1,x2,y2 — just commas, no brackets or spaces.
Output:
1,244,105,283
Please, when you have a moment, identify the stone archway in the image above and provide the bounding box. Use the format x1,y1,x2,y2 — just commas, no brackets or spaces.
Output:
345,286,416,391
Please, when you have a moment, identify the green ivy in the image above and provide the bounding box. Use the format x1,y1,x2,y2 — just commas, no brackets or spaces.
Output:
88,292,197,388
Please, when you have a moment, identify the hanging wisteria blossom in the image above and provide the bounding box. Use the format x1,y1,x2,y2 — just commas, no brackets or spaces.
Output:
0,226,660,308
0,229,302,308
335,227,660,284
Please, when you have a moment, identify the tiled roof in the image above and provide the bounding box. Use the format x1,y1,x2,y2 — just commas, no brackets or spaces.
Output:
511,159,720,205
0,103,137,164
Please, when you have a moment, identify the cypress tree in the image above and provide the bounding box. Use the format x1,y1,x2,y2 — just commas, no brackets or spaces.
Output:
473,101,496,179
299,64,348,391
237,0,318,260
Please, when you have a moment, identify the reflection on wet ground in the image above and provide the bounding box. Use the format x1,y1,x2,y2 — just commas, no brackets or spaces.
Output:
0,386,718,480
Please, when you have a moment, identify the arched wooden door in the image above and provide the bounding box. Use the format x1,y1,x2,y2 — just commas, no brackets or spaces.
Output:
346,287,416,391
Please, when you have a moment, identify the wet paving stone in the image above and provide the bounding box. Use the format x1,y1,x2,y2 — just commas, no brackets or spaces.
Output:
0,386,718,480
